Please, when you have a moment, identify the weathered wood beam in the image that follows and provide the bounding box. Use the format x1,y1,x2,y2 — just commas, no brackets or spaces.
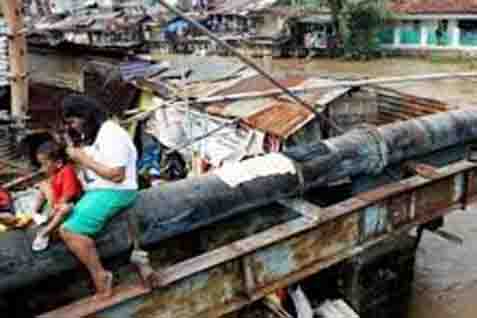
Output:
0,0,28,120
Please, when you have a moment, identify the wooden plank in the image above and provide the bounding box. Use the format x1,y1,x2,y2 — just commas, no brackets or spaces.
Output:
39,282,150,318
0,0,28,119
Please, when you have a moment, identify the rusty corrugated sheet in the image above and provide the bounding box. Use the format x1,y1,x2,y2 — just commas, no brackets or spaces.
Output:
375,86,449,125
243,99,315,138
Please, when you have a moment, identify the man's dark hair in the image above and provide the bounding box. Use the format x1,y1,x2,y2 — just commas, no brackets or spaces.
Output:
37,141,67,164
62,94,107,145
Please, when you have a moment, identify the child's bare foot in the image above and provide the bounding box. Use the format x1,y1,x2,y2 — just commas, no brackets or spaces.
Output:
93,271,113,300
0,214,16,226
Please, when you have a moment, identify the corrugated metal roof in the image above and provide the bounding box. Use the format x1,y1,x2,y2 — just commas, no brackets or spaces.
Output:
30,11,146,47
242,99,315,138
119,60,168,81
50,0,96,14
33,10,147,32
49,0,144,14
390,0,477,14
209,0,278,14
158,56,246,82
263,5,330,17
206,97,277,118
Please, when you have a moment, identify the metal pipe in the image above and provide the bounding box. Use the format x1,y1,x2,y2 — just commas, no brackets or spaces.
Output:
154,0,343,133
1,109,477,293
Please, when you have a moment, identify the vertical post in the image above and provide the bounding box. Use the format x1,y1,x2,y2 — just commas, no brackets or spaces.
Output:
421,21,428,47
394,23,401,47
1,0,28,121
449,19,461,48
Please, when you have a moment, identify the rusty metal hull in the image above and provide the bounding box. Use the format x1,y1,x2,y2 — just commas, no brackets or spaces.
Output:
39,159,477,318
1,109,477,295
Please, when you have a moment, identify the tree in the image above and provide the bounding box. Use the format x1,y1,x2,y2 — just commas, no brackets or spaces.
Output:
278,0,390,59
312,0,390,59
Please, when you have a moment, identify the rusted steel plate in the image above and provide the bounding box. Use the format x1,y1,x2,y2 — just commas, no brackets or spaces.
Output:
414,177,456,218
40,161,477,318
360,203,389,240
389,193,412,227
358,182,411,203
134,262,244,318
466,170,477,199
250,214,359,287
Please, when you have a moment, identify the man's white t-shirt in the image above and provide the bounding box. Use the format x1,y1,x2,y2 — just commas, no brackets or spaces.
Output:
81,120,138,191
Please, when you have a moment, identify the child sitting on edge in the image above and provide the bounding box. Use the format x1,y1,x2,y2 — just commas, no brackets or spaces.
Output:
32,141,82,251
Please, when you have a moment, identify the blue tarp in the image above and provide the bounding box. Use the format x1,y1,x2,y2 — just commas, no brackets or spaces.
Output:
166,19,190,34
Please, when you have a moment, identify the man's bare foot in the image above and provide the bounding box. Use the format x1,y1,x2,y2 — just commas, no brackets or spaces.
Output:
93,271,113,300
143,270,163,289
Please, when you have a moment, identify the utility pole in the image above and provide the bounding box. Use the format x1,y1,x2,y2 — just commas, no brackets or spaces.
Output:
1,0,29,122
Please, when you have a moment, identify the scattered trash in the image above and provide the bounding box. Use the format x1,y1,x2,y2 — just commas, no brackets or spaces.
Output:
315,299,359,318
289,285,313,318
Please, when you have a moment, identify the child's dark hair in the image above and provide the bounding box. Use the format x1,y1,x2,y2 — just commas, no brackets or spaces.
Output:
36,141,68,164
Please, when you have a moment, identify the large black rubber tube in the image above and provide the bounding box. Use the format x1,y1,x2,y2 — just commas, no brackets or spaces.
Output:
1,109,477,293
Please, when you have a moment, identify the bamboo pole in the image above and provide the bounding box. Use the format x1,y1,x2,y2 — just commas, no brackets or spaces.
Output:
0,0,29,121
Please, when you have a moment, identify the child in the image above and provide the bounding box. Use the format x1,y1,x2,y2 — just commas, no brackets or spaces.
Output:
32,141,82,251
0,188,15,230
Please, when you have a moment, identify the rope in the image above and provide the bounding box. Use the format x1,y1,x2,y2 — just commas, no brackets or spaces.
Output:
356,124,389,175
291,159,306,197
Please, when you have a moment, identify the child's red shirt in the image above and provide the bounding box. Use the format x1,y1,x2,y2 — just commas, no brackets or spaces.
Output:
51,164,82,206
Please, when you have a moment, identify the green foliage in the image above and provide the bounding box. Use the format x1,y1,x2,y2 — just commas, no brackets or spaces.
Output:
277,0,392,60
339,1,390,60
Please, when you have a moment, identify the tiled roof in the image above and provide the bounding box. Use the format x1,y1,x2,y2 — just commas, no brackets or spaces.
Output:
390,0,477,14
